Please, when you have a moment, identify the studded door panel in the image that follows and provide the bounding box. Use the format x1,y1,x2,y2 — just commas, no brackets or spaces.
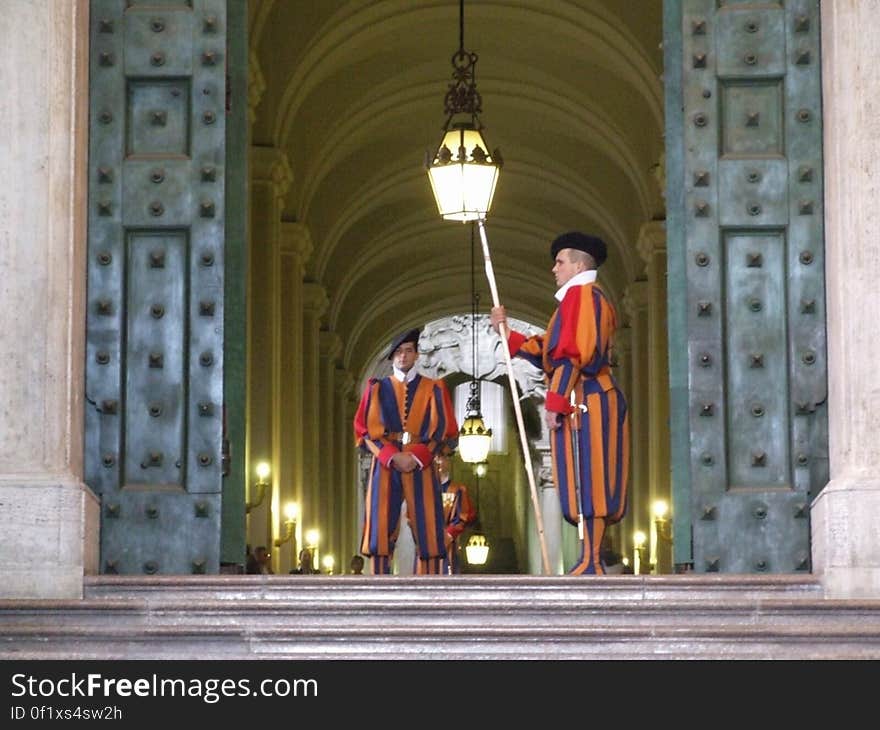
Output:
86,0,226,575
679,0,827,573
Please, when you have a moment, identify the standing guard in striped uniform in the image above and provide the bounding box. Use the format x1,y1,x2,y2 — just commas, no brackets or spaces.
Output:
490,232,630,575
354,328,459,575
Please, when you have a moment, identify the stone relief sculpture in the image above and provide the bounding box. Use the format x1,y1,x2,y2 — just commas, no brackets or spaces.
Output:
418,314,546,400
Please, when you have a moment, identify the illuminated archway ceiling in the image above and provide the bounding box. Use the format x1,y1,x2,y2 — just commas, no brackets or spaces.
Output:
249,1,664,381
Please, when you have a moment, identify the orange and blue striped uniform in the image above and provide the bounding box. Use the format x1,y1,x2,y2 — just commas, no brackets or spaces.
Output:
505,282,630,574
442,481,477,574
354,373,458,575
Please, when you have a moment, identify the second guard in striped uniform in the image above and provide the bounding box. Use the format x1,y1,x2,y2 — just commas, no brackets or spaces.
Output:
354,328,459,575
435,453,478,574
490,232,630,574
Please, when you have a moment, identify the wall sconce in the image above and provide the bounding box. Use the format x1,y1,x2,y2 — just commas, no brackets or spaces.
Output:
304,528,320,550
304,528,320,566
652,500,672,541
473,460,488,478
650,499,673,574
632,530,647,575
245,462,271,514
465,534,489,566
321,555,335,575
274,501,300,548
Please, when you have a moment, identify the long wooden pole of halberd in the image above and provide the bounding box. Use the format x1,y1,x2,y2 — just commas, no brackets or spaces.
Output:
476,218,551,575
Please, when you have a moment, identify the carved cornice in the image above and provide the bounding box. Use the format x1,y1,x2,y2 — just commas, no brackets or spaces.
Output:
622,280,650,320
248,50,266,125
250,145,292,201
651,150,666,201
302,282,329,319
636,220,667,264
280,221,313,266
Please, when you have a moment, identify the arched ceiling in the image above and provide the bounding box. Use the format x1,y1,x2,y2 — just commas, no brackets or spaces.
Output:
248,0,665,384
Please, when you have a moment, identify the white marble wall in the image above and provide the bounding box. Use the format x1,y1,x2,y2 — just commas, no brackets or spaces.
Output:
0,0,97,598
812,0,880,597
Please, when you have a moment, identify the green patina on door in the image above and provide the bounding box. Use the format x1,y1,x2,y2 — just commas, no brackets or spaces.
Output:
665,0,828,573
85,0,229,574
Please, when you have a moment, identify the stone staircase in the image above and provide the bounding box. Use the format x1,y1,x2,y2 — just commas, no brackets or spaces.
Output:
2,574,880,659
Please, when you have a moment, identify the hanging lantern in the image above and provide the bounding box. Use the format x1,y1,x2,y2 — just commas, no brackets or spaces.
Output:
458,223,492,464
459,405,492,463
426,1,502,221
465,533,489,566
427,124,502,221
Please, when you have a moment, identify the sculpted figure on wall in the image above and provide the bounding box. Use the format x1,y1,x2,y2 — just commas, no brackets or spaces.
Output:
418,314,546,400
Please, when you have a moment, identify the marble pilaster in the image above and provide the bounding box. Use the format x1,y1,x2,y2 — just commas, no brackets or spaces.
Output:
247,145,291,562
334,370,356,567
812,0,880,597
318,331,342,567
301,283,329,545
0,0,97,598
622,280,651,572
277,222,312,573
637,221,672,573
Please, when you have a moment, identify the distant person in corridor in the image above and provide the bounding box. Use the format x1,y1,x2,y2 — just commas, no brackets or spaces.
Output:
434,453,477,575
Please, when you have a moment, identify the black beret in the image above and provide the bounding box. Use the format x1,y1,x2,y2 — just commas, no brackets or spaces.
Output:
387,328,421,360
550,231,607,267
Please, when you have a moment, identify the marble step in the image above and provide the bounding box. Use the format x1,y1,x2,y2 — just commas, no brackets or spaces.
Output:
4,574,875,659
1,595,878,630
2,622,880,660
82,573,825,603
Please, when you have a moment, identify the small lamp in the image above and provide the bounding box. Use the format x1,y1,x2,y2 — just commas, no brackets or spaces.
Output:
274,501,299,548
322,555,335,575
305,528,320,568
650,499,672,574
245,462,271,514
652,499,671,540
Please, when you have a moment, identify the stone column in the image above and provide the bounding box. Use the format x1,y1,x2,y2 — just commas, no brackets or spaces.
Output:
637,221,672,573
611,324,634,563
812,1,880,597
301,283,328,546
0,1,97,598
623,280,651,572
277,222,312,573
357,451,371,564
334,369,356,567
535,451,564,576
318,331,341,570
247,146,291,562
